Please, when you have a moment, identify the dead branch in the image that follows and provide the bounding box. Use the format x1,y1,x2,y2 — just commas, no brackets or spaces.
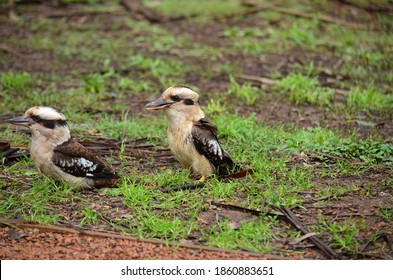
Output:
120,0,192,23
209,201,285,219
333,88,350,95
234,74,278,86
0,142,11,152
276,205,342,259
210,201,341,258
2,148,19,158
333,57,345,69
335,0,393,14
289,232,317,245
120,0,164,22
234,73,350,96
1,149,30,164
242,1,370,29
273,6,368,29
161,182,205,193
9,0,47,4
24,10,127,19
121,0,269,23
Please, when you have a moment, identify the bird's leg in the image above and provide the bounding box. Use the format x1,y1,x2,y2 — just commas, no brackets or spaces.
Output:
199,175,206,182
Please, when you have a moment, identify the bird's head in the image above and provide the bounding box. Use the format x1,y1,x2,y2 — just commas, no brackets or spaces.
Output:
146,86,204,121
8,106,70,142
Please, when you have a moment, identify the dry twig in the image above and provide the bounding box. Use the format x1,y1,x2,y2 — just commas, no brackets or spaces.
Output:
120,0,163,22
161,182,205,193
210,201,341,258
289,232,317,245
335,0,393,14
120,0,192,23
235,73,349,96
23,9,127,19
274,205,342,259
209,201,285,219
242,1,370,29
234,74,278,86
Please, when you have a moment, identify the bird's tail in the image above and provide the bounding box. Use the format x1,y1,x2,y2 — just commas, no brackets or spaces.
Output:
218,152,251,178
88,172,120,180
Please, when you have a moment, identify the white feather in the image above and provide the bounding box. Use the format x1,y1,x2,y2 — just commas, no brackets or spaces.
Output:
36,106,66,121
208,139,222,159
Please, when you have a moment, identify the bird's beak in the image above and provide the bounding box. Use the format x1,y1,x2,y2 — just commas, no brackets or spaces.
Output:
7,116,35,127
146,97,173,110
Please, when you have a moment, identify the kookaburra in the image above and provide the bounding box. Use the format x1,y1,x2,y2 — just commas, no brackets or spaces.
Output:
146,86,239,181
7,106,119,189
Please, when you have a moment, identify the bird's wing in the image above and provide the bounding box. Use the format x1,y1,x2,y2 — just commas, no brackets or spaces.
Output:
191,118,237,175
52,139,118,179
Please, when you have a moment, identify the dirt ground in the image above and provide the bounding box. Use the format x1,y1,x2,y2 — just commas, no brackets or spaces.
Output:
0,222,282,260
0,1,392,260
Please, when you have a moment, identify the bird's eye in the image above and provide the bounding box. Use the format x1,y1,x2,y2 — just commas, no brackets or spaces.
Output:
32,116,41,122
171,95,181,101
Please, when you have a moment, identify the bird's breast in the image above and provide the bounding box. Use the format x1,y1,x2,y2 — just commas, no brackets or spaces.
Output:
30,138,54,169
167,126,195,168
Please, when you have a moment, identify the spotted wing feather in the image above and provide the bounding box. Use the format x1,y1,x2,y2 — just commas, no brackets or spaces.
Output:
191,118,238,176
53,139,118,179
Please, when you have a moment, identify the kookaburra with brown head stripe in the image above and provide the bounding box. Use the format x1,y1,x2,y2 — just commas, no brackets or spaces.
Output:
7,106,119,189
146,86,239,181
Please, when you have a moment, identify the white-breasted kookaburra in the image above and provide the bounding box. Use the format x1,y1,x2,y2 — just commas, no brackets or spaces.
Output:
7,106,119,189
146,86,239,181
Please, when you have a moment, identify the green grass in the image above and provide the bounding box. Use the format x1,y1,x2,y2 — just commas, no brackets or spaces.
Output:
139,214,192,241
0,71,34,90
228,76,262,106
145,0,246,18
314,184,354,200
378,206,393,222
0,160,70,224
206,219,275,253
80,204,100,226
204,98,229,115
347,86,393,114
320,218,364,252
312,139,393,165
276,73,335,106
